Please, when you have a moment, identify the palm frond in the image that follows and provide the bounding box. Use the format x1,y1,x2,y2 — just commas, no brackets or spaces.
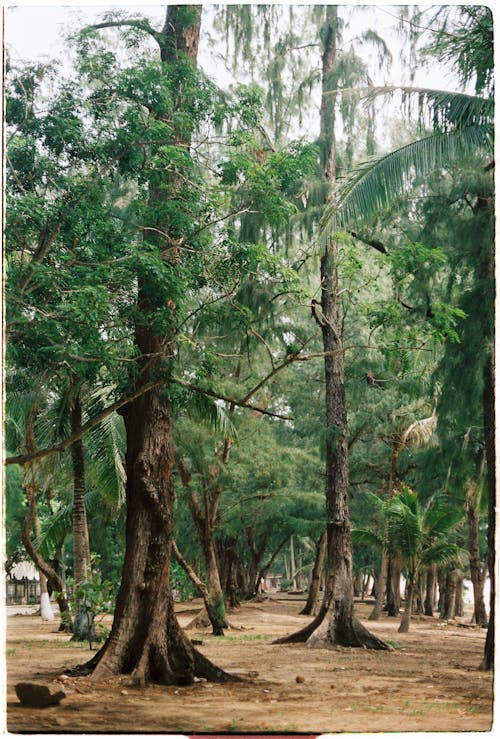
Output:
182,391,237,440
421,541,468,569
401,413,437,449
351,527,384,551
321,123,493,234
386,493,422,559
423,498,464,540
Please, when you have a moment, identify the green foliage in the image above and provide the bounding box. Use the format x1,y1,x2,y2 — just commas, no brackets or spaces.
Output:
170,559,197,601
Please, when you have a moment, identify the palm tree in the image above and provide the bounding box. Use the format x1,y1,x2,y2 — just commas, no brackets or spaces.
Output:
354,485,466,632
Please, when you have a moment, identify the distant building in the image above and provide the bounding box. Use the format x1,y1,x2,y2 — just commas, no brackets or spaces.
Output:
264,573,282,591
5,560,40,605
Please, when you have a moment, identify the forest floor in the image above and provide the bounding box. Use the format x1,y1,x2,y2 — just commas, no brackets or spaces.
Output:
4,595,494,734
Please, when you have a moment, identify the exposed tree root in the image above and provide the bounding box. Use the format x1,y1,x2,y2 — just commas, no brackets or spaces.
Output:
271,609,326,644
272,609,392,651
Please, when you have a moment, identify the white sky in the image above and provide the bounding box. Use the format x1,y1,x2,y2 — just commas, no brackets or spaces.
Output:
3,1,473,84
2,2,495,145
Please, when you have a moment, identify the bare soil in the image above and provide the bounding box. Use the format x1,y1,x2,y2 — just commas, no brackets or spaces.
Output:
5,596,494,734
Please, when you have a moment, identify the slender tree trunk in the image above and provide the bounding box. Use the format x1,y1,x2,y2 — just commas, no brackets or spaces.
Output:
274,6,389,652
443,570,457,620
300,531,326,616
386,556,401,616
454,575,464,617
22,483,72,630
368,551,387,620
223,538,240,609
416,573,424,615
466,475,488,626
398,575,414,633
481,353,495,669
424,565,437,616
70,390,94,641
290,535,297,590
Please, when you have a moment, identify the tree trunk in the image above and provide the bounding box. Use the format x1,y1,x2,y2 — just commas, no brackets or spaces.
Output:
224,538,240,610
398,577,414,633
368,551,387,620
289,535,297,590
86,5,233,685
454,575,464,617
466,496,488,626
22,482,72,630
424,565,437,616
386,555,401,616
415,572,424,615
443,570,457,620
70,390,94,642
91,389,231,685
481,353,495,669
39,571,54,621
353,570,363,598
300,531,326,616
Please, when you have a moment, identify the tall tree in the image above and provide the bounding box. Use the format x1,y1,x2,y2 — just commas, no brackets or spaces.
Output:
275,5,389,650
84,6,233,685
321,5,494,668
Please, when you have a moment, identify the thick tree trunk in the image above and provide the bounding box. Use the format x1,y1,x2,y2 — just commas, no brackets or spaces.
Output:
91,390,231,685
300,531,326,616
70,391,94,642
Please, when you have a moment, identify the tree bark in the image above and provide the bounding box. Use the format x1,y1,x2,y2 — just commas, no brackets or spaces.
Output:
222,538,240,610
300,530,326,616
39,571,54,621
368,551,387,620
454,575,464,618
424,565,437,616
442,570,457,620
481,353,495,669
398,578,414,633
466,494,488,626
70,389,94,641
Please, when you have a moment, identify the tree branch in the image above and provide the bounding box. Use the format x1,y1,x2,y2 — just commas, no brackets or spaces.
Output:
350,231,388,255
84,19,163,48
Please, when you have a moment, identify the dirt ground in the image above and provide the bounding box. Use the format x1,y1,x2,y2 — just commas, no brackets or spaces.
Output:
4,595,494,734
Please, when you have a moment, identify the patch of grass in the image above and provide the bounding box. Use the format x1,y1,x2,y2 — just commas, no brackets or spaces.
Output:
211,633,268,643
386,639,404,650
227,719,240,732
5,648,16,657
15,639,88,649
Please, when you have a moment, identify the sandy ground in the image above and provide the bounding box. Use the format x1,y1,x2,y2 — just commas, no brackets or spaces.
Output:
4,596,494,734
